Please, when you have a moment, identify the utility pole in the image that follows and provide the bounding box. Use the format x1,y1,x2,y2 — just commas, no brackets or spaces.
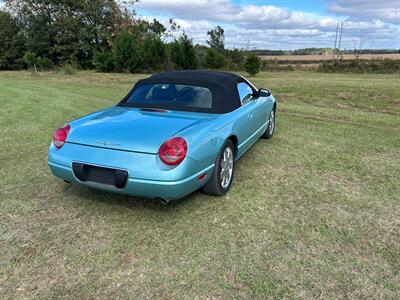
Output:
337,22,344,60
333,23,339,62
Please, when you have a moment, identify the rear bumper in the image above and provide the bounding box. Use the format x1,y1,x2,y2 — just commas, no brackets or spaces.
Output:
48,152,215,200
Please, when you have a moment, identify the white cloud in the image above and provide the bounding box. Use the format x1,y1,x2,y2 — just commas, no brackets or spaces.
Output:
137,0,335,30
135,0,400,49
327,0,400,24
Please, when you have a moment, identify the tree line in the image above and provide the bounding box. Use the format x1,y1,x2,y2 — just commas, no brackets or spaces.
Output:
0,0,262,75
256,48,400,56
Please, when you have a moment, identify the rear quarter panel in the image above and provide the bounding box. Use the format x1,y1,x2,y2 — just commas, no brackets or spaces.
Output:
182,94,276,166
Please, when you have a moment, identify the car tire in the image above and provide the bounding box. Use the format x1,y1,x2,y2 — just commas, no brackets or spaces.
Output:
261,108,276,139
201,140,235,196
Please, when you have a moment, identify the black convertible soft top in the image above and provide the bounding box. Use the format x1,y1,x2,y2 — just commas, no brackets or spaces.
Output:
120,70,256,114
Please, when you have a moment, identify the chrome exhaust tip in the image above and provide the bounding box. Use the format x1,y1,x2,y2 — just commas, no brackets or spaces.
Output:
158,198,170,205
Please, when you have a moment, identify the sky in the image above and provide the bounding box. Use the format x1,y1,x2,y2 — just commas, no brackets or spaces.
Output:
1,0,399,50
134,0,400,49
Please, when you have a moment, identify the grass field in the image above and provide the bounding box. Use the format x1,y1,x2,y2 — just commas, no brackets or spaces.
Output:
260,53,400,62
1,70,399,299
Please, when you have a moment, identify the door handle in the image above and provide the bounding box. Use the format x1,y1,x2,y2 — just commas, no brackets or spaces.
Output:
247,114,253,120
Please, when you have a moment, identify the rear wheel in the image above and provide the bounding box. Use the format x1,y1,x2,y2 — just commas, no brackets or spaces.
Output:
201,140,235,196
261,108,275,139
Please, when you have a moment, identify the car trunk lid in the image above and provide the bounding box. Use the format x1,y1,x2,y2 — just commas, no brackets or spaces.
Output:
67,106,212,154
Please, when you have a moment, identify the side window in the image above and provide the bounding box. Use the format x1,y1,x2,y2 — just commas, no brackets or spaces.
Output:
237,82,254,104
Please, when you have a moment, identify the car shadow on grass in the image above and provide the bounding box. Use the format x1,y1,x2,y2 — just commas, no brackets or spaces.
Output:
61,182,208,211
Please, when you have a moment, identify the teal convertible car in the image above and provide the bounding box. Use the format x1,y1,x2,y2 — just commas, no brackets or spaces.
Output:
48,70,276,203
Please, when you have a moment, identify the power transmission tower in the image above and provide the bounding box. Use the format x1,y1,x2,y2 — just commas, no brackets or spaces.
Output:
333,23,339,62
337,22,344,60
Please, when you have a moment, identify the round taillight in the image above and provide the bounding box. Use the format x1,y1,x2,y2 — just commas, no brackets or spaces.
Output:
52,124,70,149
159,137,187,165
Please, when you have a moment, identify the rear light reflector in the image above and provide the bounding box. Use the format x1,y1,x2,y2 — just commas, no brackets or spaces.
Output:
52,124,70,149
159,137,187,165
198,173,207,181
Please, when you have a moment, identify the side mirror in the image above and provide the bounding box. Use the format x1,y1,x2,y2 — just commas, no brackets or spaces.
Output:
258,88,271,97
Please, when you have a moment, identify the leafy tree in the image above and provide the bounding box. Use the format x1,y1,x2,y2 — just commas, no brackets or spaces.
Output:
207,26,225,51
5,0,127,68
23,51,53,72
244,53,262,76
6,0,58,63
112,31,143,73
204,48,226,69
0,11,25,69
166,18,181,36
92,50,114,72
171,33,198,70
228,48,245,69
113,17,167,71
195,45,207,68
142,35,166,71
23,51,39,71
36,57,53,70
205,25,226,69
135,18,166,37
117,16,167,42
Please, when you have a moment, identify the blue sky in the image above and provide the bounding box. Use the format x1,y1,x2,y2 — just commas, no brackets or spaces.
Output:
1,0,399,49
234,0,327,14
135,0,400,49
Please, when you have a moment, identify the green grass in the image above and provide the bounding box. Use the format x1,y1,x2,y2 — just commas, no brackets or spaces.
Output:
1,70,399,299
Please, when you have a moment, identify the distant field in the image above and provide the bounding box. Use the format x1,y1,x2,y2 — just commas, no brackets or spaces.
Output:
1,71,399,298
260,53,400,61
